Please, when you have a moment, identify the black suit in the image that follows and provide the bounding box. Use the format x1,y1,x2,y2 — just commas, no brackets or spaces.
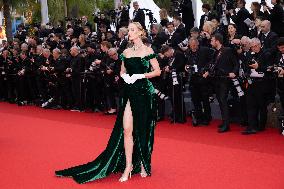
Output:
199,12,214,31
231,7,251,37
151,32,168,53
258,31,278,51
274,52,284,112
264,3,284,37
168,50,187,123
181,0,195,35
213,47,238,128
186,47,215,123
71,55,84,110
133,9,146,29
245,49,272,132
171,24,187,50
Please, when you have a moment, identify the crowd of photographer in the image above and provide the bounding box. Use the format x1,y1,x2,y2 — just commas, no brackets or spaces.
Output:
0,0,284,134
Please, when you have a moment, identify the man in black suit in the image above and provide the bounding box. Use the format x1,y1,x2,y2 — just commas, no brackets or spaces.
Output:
171,16,187,50
274,38,284,114
185,38,214,126
242,38,272,134
230,0,251,37
199,3,214,31
150,24,168,53
263,0,284,37
258,20,279,51
210,33,239,133
181,0,195,35
69,46,85,111
132,1,146,29
161,45,186,123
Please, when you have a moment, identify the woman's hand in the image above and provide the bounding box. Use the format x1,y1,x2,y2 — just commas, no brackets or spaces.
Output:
121,73,132,84
130,74,145,83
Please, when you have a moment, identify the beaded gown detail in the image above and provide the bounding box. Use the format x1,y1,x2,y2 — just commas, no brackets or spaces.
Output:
55,54,158,184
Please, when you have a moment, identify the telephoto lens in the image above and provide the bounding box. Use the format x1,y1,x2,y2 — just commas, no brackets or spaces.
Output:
231,79,244,97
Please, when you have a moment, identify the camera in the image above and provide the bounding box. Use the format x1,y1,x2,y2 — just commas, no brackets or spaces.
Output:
171,68,179,85
154,89,169,100
185,64,198,75
260,0,267,6
170,0,182,15
278,115,284,135
231,78,244,97
233,43,242,50
141,8,157,24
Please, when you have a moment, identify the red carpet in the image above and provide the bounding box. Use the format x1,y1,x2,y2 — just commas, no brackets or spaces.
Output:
1,102,284,189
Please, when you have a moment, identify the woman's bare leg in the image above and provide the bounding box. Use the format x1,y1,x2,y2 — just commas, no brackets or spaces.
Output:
119,100,134,181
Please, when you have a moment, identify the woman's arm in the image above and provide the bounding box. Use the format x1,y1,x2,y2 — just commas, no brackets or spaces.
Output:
120,50,127,76
120,61,126,76
144,48,161,79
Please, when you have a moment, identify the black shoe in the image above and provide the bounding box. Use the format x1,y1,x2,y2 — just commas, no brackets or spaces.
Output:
257,127,265,132
218,125,230,133
241,129,257,135
218,124,223,128
104,111,117,115
192,120,199,126
70,107,81,112
156,117,164,122
50,105,62,110
200,120,210,126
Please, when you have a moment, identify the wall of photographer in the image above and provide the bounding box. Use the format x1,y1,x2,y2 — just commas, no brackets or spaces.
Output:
0,0,284,135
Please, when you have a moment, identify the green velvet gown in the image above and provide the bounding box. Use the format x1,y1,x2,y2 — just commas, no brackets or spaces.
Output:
55,54,158,184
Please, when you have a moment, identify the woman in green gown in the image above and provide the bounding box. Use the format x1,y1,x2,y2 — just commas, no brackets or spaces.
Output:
55,22,161,183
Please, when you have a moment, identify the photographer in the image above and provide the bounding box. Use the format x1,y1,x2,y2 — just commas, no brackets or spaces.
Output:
108,48,122,107
132,1,146,29
6,49,19,103
161,45,186,123
0,50,9,101
171,16,187,50
229,0,251,37
14,25,27,42
263,0,284,37
210,33,239,133
199,3,214,31
185,38,214,126
274,37,284,114
200,21,216,47
117,3,130,29
116,27,129,55
36,48,53,103
242,38,272,134
69,46,85,111
49,48,72,109
150,24,168,53
235,36,253,126
258,20,278,51
81,16,93,32
213,0,234,28
100,41,116,114
16,52,30,105
165,22,175,46
83,26,96,43
93,13,111,31
180,0,195,35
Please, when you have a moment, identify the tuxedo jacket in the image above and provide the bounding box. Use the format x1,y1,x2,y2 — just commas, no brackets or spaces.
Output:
133,9,146,29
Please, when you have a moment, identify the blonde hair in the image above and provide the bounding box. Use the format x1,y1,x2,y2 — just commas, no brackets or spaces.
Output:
129,22,146,38
202,21,215,35
119,27,128,36
159,8,168,20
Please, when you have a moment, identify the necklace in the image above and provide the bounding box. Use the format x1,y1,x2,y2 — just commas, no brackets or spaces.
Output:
133,44,143,51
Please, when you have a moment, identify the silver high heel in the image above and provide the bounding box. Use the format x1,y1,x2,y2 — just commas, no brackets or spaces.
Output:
140,163,148,178
119,165,133,182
